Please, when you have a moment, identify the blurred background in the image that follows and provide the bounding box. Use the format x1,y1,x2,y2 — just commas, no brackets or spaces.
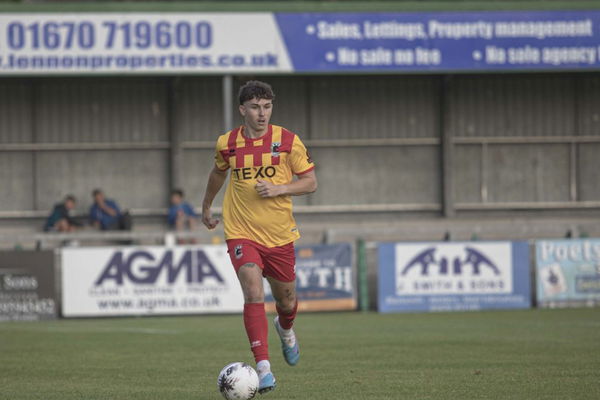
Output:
1,0,600,315
2,1,600,249
2,4,600,398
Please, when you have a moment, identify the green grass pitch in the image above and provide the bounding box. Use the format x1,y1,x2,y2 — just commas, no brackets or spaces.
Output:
1,309,599,399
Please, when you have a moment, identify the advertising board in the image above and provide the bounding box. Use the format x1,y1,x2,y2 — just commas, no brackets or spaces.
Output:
61,245,243,317
536,239,600,307
378,241,531,312
0,251,57,321
265,243,356,312
1,11,599,74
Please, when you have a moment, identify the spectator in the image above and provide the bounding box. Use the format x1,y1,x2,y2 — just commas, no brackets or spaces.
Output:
89,189,131,231
168,189,198,243
44,195,82,232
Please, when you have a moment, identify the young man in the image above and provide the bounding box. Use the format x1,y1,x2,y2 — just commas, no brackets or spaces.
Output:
201,81,317,394
168,189,198,243
89,189,131,231
44,195,81,232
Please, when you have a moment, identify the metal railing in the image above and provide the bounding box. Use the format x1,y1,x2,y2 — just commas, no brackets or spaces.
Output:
2,134,600,221
0,229,225,250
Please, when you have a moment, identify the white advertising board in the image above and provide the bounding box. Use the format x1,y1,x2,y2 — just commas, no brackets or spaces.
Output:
0,13,292,74
61,245,243,317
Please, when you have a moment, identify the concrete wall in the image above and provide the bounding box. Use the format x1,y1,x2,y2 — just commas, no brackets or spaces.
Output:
1,73,599,230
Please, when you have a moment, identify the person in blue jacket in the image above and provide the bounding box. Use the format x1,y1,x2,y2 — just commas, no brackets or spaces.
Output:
168,189,198,242
89,189,131,231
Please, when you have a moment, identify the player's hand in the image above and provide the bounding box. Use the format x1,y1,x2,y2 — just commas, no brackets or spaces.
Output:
255,179,283,198
202,209,219,230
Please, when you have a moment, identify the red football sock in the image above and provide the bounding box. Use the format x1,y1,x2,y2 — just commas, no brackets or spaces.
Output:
276,301,298,330
243,303,269,363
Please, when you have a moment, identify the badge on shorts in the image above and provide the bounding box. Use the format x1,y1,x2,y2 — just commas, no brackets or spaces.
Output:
234,245,243,259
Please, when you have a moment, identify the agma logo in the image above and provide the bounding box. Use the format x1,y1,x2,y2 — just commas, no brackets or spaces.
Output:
95,249,224,285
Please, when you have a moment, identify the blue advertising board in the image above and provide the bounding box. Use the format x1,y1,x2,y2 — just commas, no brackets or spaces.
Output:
378,241,530,313
535,239,600,307
276,11,600,72
0,11,599,74
265,243,356,312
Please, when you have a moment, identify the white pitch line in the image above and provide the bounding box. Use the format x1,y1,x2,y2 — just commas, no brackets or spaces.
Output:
18,326,181,335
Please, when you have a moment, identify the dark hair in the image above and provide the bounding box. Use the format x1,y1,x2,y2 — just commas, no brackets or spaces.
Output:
171,189,184,198
238,80,275,105
65,195,76,203
92,189,103,197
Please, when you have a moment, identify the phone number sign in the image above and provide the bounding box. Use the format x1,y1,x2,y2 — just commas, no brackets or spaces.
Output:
6,20,212,50
0,13,292,74
1,11,600,74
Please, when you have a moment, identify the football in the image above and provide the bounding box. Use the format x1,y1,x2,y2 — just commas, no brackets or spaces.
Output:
217,362,259,400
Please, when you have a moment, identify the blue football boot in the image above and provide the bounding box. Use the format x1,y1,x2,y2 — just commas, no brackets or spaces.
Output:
258,372,276,395
274,316,300,366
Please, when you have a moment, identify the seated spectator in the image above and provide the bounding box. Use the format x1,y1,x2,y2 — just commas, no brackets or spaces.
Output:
168,189,198,243
44,195,82,232
89,189,132,231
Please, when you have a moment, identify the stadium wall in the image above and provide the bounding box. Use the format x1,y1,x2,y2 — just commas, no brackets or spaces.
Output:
1,73,600,230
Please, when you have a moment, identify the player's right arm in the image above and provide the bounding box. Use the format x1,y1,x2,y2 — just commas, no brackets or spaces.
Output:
201,165,228,229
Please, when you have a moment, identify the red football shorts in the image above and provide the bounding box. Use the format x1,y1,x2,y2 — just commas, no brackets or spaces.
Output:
226,238,296,282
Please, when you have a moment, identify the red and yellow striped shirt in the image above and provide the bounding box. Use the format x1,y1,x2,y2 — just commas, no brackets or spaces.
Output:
214,124,315,247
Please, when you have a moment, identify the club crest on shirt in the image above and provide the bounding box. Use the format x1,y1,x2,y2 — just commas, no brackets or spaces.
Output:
234,245,243,259
271,142,281,157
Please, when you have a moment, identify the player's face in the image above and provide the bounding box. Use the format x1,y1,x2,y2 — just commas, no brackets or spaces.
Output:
239,97,272,132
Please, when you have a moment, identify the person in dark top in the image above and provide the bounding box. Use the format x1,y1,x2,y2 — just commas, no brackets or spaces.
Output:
44,195,82,232
89,189,132,231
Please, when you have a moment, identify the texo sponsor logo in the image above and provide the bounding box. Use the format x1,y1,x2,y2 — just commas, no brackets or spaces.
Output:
232,166,276,180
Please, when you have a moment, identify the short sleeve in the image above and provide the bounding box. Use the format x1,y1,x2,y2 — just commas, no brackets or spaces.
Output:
214,137,229,171
289,135,315,175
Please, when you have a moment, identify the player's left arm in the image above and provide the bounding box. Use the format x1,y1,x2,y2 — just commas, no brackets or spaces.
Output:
256,170,317,198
